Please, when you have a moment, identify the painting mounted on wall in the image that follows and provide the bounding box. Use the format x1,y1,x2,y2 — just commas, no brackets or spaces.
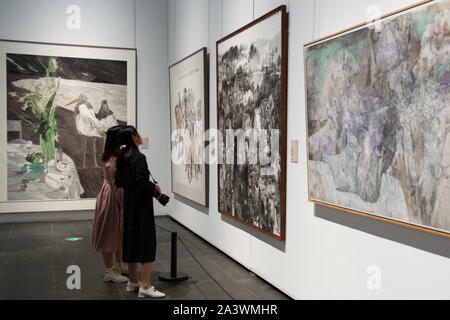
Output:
0,40,136,213
169,48,209,207
217,6,287,240
305,0,450,237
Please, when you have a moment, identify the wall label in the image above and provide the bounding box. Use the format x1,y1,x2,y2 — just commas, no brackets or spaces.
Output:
291,140,299,163
141,137,149,150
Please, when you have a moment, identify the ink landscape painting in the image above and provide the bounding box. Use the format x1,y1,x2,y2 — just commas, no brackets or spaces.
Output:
305,1,450,234
217,7,287,239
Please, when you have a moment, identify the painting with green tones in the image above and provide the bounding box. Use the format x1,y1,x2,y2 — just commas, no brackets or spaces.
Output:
305,0,450,236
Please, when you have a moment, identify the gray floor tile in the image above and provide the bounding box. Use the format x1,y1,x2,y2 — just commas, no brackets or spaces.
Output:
238,277,288,300
195,278,233,300
0,224,14,248
0,217,289,300
195,258,259,300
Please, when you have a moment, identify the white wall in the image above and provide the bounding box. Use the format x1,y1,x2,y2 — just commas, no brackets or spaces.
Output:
135,0,170,215
0,0,170,216
0,0,136,48
1,0,449,300
168,0,450,299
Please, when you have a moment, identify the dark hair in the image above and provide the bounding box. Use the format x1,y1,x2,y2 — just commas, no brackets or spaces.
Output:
116,125,139,169
102,126,122,162
117,125,138,147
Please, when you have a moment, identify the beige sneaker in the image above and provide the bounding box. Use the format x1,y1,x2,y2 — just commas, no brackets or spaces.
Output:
138,286,166,298
114,262,129,275
104,270,129,283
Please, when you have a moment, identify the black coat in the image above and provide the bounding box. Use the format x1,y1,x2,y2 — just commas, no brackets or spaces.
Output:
115,147,157,263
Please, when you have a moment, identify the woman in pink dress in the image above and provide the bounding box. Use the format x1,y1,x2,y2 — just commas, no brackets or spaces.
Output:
91,126,128,283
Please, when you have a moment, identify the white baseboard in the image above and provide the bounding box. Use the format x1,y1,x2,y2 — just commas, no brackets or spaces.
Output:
0,211,95,224
0,210,170,224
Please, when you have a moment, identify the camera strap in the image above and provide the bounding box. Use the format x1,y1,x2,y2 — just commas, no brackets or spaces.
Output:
148,170,158,185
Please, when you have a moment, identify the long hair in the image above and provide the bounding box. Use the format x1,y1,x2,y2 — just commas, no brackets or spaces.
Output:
102,126,122,162
116,125,139,168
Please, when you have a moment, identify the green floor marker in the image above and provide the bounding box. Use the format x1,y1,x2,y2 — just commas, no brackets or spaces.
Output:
65,237,83,242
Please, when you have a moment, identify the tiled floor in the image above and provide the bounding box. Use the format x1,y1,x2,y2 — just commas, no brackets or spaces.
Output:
0,216,289,300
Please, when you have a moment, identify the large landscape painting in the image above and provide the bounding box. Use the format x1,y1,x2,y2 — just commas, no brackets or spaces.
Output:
0,41,136,211
305,0,450,235
217,6,287,240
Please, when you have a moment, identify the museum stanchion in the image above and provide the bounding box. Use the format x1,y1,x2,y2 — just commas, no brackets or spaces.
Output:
159,232,189,282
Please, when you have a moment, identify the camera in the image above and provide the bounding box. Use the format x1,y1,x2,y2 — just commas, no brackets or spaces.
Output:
157,193,170,206
150,175,169,206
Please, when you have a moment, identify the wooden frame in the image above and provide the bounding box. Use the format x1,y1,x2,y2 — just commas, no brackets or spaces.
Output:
169,47,209,207
216,5,288,241
303,0,450,238
0,39,137,213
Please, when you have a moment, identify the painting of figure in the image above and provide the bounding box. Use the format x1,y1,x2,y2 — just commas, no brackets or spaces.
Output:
0,41,136,210
170,48,208,206
305,0,450,235
217,6,287,240
173,88,203,183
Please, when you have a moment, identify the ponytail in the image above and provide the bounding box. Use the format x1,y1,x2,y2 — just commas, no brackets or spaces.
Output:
116,125,139,170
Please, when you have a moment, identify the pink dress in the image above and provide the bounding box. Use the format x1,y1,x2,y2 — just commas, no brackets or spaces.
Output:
91,156,123,253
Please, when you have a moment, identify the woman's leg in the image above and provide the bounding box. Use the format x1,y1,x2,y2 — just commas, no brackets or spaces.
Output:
103,252,128,283
101,252,114,268
115,216,124,264
140,263,152,289
114,248,122,265
128,263,139,283
137,262,164,297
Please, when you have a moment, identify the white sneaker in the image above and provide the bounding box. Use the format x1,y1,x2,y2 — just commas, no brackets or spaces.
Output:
126,281,140,292
138,286,166,298
104,270,129,283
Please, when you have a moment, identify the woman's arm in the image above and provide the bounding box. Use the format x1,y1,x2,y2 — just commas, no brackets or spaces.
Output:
135,154,157,197
114,162,124,188
110,158,124,205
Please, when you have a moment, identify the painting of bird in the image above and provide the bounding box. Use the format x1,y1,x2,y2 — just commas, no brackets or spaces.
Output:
66,94,104,168
7,54,129,200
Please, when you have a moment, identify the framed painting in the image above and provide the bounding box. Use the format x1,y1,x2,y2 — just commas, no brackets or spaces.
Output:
304,0,450,237
217,6,288,240
0,40,136,213
169,48,209,207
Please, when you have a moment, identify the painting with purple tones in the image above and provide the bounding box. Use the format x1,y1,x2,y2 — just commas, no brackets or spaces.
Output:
305,0,450,236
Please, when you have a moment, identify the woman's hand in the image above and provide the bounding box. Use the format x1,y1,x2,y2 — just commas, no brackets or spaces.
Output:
154,183,162,199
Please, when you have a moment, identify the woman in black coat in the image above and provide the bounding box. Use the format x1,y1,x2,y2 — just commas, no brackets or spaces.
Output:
115,126,165,298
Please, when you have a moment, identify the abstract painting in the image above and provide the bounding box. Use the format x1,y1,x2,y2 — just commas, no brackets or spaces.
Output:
170,48,209,206
217,6,287,240
305,0,450,236
0,40,136,213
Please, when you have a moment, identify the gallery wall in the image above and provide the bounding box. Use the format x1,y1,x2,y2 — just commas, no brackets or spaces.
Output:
0,0,170,220
135,0,170,216
1,0,449,299
168,0,450,299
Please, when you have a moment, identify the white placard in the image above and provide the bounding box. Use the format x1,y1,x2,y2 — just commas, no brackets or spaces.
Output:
291,140,299,164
